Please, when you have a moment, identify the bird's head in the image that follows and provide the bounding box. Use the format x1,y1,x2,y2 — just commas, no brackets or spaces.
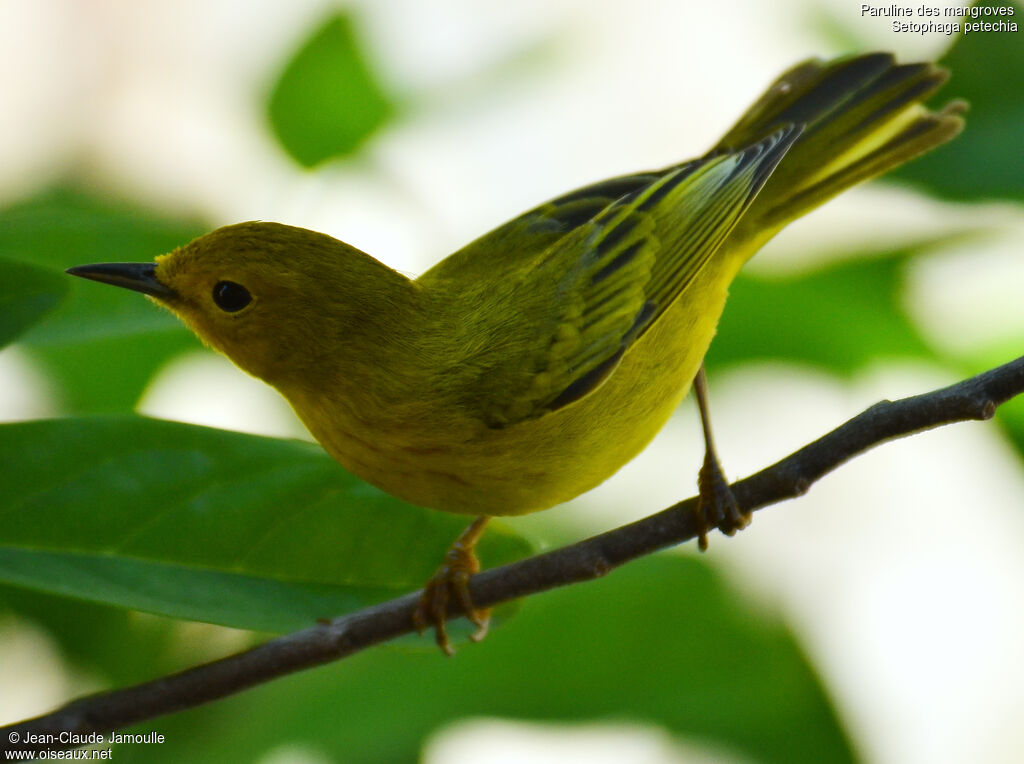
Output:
67,221,413,386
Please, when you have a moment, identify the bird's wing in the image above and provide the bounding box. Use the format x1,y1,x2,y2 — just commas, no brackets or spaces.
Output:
470,125,800,428
420,172,667,286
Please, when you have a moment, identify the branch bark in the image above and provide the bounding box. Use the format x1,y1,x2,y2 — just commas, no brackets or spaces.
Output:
3,355,1023,751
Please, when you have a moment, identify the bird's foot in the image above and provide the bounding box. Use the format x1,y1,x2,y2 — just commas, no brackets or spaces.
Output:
695,450,749,551
412,519,491,656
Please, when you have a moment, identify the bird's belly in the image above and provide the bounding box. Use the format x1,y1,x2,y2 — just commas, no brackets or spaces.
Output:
298,266,733,517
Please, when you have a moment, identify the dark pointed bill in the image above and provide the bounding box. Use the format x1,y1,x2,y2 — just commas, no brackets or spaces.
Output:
66,262,176,299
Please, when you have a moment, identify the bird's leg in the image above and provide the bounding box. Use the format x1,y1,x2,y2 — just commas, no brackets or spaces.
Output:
693,363,749,550
412,515,492,656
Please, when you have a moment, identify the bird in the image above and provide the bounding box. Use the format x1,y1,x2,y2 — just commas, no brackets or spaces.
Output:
68,53,964,655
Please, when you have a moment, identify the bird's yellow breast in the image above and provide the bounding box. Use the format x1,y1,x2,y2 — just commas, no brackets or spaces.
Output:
285,254,737,517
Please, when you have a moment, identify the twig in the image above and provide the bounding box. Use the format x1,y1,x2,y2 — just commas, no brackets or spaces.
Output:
3,354,1023,751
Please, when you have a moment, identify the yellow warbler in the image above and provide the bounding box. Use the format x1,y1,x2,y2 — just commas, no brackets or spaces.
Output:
69,53,964,654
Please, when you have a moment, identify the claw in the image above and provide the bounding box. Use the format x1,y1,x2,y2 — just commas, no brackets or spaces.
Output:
691,363,750,551
696,449,749,550
412,516,492,655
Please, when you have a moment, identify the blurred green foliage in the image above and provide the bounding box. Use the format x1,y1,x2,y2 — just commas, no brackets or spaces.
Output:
707,244,937,374
0,189,202,412
0,416,530,633
115,557,855,764
0,257,68,349
892,0,1024,202
0,5,1021,762
267,13,395,167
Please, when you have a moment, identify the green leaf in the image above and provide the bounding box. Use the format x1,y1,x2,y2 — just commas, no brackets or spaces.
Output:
0,584,189,687
117,555,853,764
0,416,532,632
0,188,206,412
267,13,395,167
891,0,1024,201
0,257,69,349
708,247,933,375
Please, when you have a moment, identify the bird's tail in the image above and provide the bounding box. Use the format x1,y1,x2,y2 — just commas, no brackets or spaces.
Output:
717,52,966,257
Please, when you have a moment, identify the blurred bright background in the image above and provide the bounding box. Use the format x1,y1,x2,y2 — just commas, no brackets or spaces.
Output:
1,0,1023,762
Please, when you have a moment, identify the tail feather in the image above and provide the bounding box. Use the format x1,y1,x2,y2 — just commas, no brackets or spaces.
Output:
779,99,966,223
716,53,965,254
716,53,896,149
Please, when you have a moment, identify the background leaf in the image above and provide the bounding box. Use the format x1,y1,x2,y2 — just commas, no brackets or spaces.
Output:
0,257,69,349
114,555,854,764
707,244,935,375
890,0,1024,202
0,188,205,413
0,585,189,687
0,416,532,632
267,13,396,167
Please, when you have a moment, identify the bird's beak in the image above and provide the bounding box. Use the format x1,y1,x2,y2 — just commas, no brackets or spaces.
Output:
65,262,176,300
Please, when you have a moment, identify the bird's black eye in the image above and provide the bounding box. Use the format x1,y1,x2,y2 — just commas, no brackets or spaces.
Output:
212,281,252,312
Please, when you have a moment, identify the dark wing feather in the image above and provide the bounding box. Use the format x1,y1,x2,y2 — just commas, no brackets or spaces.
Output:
474,125,799,428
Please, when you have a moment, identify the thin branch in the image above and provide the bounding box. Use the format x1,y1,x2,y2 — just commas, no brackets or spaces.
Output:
3,355,1023,751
